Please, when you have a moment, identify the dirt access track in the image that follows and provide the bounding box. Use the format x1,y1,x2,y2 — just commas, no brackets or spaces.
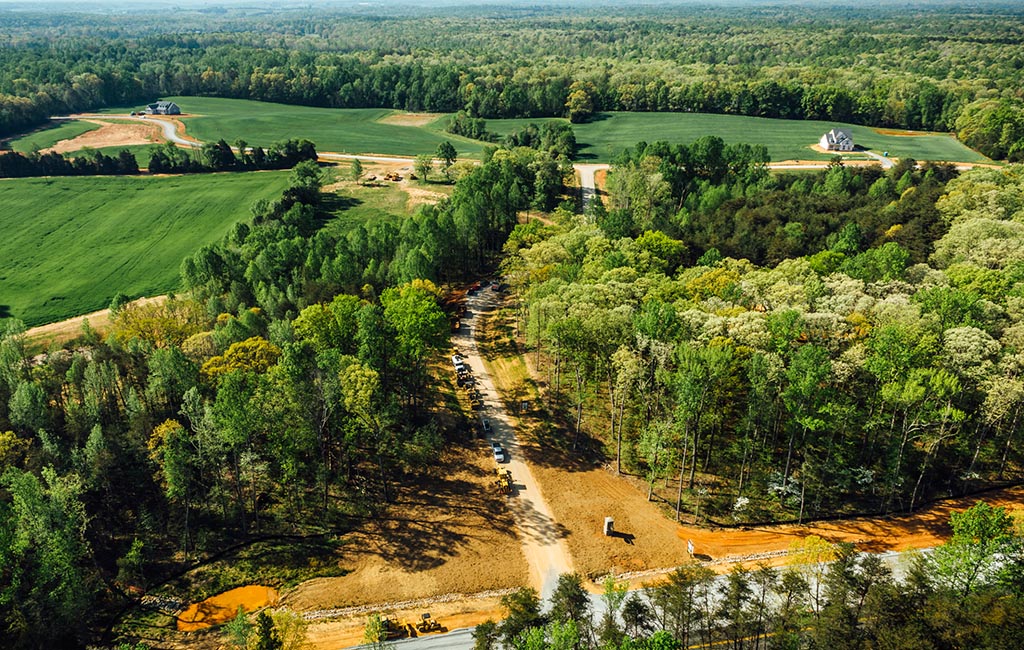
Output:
23,295,166,349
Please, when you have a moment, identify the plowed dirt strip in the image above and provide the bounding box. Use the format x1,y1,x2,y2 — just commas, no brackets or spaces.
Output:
24,296,166,348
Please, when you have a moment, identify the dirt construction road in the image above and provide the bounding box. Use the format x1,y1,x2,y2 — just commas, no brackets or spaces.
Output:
457,288,575,601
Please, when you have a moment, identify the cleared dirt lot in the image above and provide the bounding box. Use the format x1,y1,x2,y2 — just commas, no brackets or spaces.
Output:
283,444,529,611
44,118,164,153
376,112,444,127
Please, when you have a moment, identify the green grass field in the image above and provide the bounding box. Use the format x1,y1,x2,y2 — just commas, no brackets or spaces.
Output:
7,120,101,152
0,172,290,326
87,98,987,164
487,112,990,163
151,97,485,159
324,175,454,235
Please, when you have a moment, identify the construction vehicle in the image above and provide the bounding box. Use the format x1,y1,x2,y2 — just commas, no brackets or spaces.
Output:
373,615,410,641
495,467,513,494
416,612,442,633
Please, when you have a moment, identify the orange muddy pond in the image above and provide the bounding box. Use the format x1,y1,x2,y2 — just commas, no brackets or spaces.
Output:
177,585,280,631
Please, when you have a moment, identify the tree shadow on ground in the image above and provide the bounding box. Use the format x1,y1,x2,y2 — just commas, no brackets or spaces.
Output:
321,194,362,213
342,455,519,572
0,305,11,319
509,497,571,546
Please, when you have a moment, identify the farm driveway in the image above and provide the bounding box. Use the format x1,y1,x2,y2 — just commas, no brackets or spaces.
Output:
575,163,605,211
457,289,575,601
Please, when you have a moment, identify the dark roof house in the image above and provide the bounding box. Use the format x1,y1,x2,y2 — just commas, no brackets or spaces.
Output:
145,101,181,115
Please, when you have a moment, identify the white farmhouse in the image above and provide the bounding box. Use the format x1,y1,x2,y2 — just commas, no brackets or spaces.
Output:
820,128,854,152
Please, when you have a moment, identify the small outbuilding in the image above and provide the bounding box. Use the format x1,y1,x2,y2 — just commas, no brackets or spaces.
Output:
820,128,854,152
145,100,181,115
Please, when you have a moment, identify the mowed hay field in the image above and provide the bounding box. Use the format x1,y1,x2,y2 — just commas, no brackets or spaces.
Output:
7,120,101,152
155,96,484,159
0,172,290,327
488,112,991,163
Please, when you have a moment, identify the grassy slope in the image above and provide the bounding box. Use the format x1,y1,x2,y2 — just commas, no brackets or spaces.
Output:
157,96,485,159
487,112,990,163
7,120,101,152
0,172,290,326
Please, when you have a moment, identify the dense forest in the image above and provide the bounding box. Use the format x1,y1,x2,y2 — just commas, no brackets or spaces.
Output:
475,503,1024,649
508,149,1024,524
0,3,1023,157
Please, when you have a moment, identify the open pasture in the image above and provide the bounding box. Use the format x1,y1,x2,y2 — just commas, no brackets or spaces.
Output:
487,112,990,163
0,172,290,326
155,96,484,159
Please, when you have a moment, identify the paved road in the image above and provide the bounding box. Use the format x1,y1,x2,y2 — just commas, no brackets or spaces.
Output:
862,149,895,169
456,288,575,603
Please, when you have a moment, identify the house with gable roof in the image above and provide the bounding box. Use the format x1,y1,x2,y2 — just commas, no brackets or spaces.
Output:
145,100,181,115
819,128,854,152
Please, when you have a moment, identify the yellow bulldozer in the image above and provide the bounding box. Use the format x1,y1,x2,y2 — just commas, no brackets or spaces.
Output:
368,615,411,641
416,612,442,633
495,467,513,495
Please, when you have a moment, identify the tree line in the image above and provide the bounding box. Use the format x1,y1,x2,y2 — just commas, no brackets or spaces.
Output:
471,502,1024,650
0,138,316,178
0,147,139,177
149,138,317,174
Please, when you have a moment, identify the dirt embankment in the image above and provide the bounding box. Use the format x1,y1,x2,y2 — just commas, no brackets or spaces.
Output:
177,585,279,632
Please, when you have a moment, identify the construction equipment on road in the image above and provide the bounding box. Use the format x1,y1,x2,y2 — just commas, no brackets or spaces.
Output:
416,612,442,633
495,467,513,494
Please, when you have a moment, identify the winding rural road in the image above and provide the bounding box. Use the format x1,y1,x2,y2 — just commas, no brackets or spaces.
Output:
457,289,575,603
